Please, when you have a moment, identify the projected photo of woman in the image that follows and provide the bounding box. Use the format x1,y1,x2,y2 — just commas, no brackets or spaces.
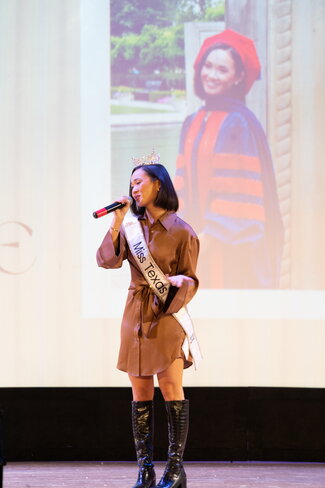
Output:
175,29,284,289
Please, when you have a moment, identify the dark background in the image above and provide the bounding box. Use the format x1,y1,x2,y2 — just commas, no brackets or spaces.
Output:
1,387,325,463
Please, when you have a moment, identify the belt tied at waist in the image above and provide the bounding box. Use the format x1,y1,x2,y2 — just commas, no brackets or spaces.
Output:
130,283,163,338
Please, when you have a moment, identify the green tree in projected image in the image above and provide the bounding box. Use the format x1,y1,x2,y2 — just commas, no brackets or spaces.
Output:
110,0,224,93
111,0,224,35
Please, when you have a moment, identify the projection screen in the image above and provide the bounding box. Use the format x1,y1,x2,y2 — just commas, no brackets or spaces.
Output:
1,0,325,388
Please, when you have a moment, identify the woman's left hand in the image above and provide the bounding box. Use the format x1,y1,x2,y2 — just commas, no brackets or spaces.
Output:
167,274,188,288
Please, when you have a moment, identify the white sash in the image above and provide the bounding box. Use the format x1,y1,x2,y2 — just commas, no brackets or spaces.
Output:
123,217,202,369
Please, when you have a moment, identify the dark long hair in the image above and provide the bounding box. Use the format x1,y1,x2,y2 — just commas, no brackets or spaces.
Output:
130,164,179,217
194,43,246,102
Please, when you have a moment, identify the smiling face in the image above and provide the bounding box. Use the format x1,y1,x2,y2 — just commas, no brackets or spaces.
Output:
200,48,244,97
130,168,160,209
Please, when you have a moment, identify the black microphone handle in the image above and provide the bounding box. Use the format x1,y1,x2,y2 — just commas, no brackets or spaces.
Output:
93,201,126,219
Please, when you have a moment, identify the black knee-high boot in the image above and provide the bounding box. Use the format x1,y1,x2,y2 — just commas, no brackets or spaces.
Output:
156,400,189,488
131,401,156,488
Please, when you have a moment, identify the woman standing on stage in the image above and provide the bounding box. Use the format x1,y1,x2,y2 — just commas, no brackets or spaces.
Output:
174,29,283,289
96,152,201,488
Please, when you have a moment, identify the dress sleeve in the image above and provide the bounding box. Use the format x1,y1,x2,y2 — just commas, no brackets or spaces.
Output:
96,227,128,269
163,232,200,314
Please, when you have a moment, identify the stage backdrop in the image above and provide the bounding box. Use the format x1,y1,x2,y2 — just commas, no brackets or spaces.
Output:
1,0,325,388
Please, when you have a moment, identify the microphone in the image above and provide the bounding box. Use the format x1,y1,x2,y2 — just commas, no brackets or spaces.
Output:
93,197,132,219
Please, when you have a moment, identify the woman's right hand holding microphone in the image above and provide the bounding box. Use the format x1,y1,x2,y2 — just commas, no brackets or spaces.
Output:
110,196,132,236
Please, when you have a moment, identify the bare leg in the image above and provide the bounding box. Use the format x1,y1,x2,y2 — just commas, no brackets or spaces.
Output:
128,374,155,401
157,358,185,401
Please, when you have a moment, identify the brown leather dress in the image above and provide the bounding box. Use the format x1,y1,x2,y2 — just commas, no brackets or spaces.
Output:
96,211,199,377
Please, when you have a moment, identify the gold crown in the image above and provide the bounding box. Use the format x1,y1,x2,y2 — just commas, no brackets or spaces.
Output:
132,149,161,167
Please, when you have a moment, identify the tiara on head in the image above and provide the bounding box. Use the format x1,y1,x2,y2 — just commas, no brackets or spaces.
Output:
132,149,161,167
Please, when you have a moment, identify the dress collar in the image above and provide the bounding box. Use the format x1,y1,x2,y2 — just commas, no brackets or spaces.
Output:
138,210,177,231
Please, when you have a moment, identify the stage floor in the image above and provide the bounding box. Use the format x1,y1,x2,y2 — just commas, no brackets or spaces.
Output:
2,461,325,487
